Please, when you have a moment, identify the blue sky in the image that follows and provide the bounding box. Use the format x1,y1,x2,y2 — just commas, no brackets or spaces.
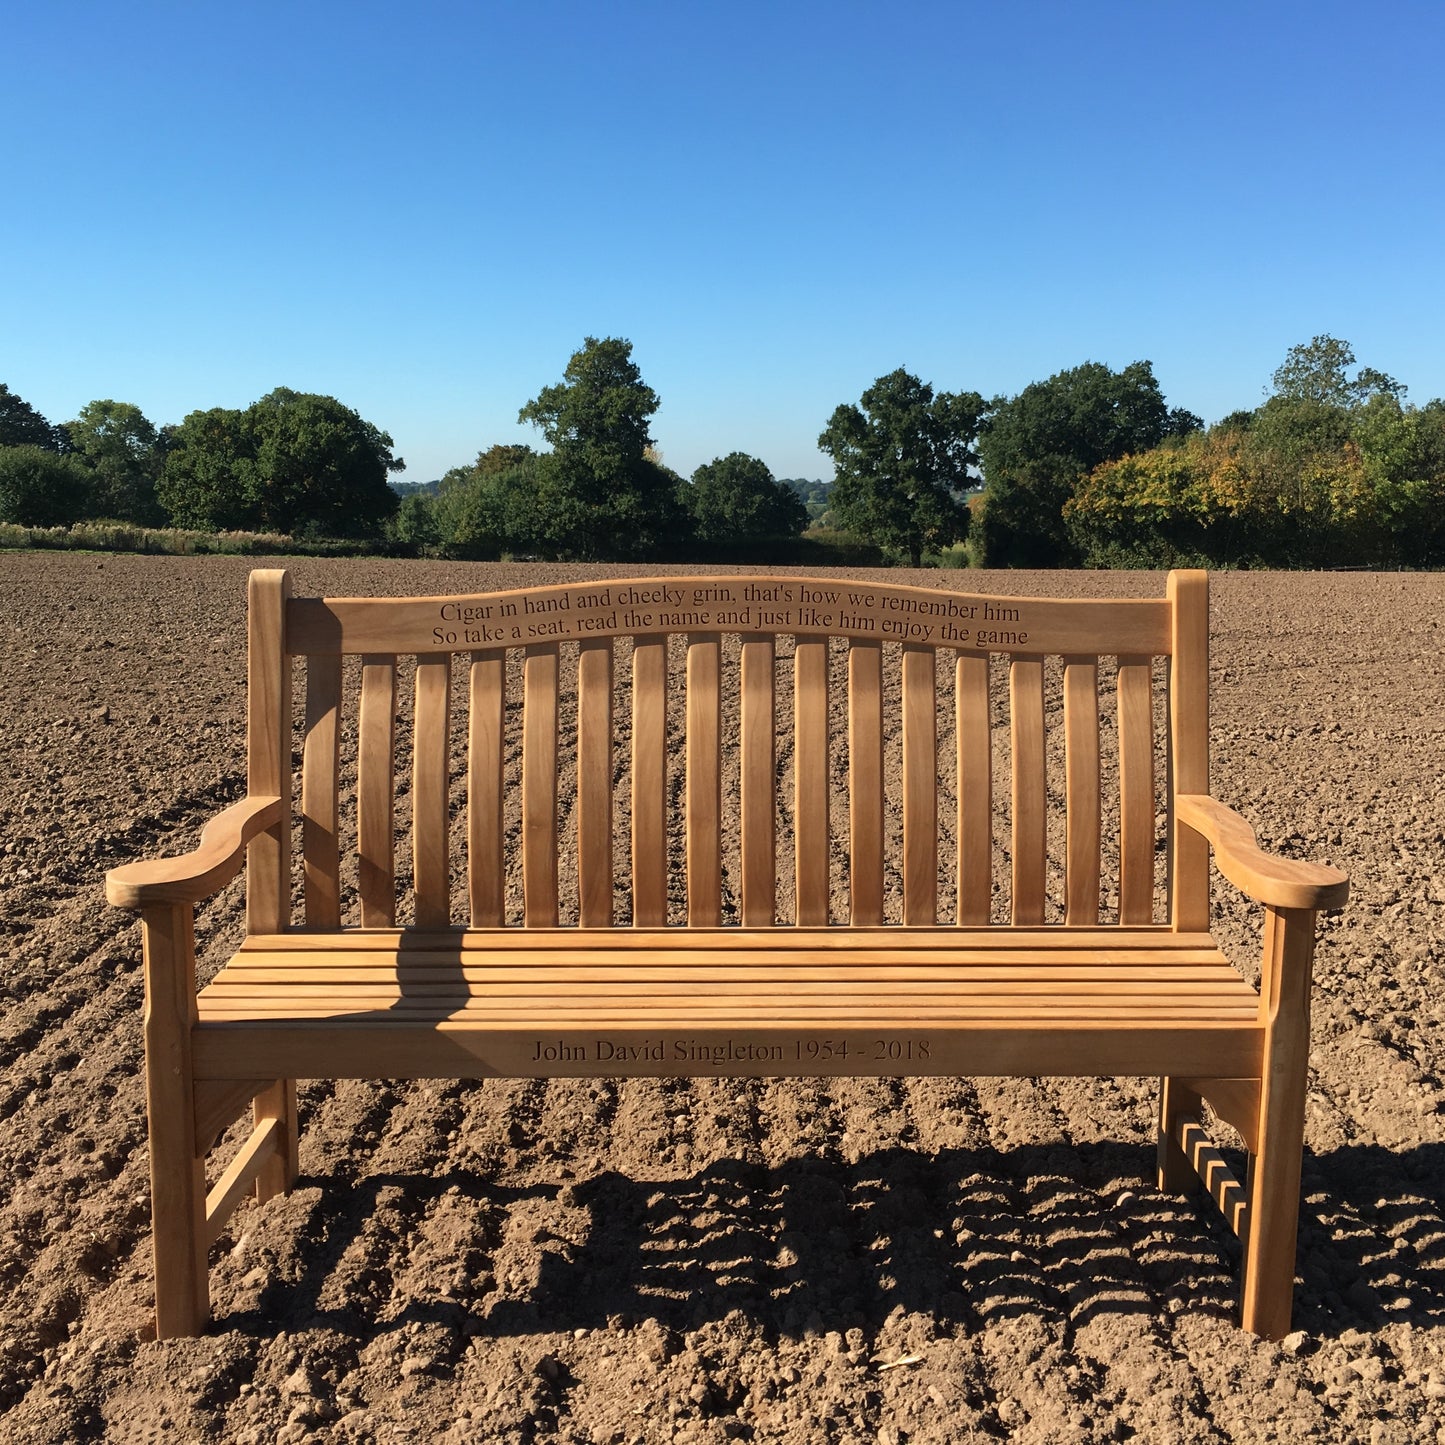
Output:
5,1,1444,483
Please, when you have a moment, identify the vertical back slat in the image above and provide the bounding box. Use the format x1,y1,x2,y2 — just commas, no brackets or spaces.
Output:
848,640,884,925
1063,657,1101,926
301,652,342,928
1010,656,1047,924
631,636,668,927
467,649,505,927
902,643,937,926
577,638,614,927
955,652,992,925
793,637,830,927
1169,570,1211,930
1117,654,1155,925
523,643,560,928
247,570,291,934
686,633,723,926
357,655,396,927
413,653,452,929
739,635,776,926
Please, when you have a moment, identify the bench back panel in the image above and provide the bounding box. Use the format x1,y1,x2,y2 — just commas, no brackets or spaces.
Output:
252,571,1205,933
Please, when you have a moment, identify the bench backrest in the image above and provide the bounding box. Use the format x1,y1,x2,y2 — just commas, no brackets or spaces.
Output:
245,570,1209,935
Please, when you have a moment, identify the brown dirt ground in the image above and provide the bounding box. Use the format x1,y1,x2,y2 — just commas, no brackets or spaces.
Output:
1,553,1442,1445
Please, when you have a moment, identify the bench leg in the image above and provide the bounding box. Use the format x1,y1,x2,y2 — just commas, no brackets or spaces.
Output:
1240,906,1315,1339
142,904,209,1338
1156,1077,1204,1193
253,1079,299,1203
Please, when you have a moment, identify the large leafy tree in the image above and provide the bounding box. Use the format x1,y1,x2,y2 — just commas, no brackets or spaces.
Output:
61,398,165,521
0,384,61,450
1269,334,1404,408
246,388,403,536
817,368,983,567
518,337,683,560
156,407,253,529
685,452,807,550
0,445,91,525
975,359,1187,567
158,389,402,536
433,449,546,559
1064,340,1445,569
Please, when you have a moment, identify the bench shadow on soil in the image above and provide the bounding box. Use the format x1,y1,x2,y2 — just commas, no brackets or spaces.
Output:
223,1140,1445,1345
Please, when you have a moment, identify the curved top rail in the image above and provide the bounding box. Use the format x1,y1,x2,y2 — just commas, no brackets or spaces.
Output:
287,574,1173,656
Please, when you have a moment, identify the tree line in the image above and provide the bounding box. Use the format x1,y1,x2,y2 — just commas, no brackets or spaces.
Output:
5,333,1443,567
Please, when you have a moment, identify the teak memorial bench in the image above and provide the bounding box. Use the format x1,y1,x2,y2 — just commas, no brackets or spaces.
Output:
106,569,1348,1340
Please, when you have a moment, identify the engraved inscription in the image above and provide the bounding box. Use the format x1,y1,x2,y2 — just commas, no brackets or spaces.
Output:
429,578,1035,650
526,1036,932,1068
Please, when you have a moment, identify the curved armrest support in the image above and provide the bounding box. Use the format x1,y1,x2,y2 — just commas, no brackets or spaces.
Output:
1175,794,1349,912
106,795,284,910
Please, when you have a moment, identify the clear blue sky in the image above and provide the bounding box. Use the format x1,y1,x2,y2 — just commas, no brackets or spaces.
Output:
5,1,1444,484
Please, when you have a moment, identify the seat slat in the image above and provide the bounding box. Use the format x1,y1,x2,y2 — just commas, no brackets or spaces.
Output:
523,644,560,927
1010,657,1047,924
356,655,397,928
577,639,614,927
301,652,342,929
848,640,884,925
413,654,452,929
243,927,1219,952
955,652,992,925
793,637,830,926
631,636,668,927
1064,657,1101,926
686,634,723,925
1118,654,1155,925
467,650,505,927
740,635,776,926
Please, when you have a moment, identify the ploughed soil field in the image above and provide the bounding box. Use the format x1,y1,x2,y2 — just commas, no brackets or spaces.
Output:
2,552,1444,1445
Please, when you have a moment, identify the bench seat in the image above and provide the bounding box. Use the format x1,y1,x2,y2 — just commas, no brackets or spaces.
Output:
193,927,1263,1081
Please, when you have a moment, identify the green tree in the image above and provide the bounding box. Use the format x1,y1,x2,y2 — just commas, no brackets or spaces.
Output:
779,477,833,524
61,399,164,522
684,452,807,550
433,451,547,558
156,407,255,529
0,444,91,525
1269,334,1404,408
817,368,983,567
975,360,1177,567
518,337,683,560
157,390,402,536
389,490,442,555
246,388,402,536
0,384,61,450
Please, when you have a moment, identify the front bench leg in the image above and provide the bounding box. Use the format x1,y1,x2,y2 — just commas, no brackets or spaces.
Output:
1240,905,1316,1339
142,903,209,1338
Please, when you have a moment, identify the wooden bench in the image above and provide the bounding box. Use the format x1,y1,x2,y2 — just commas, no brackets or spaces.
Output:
106,568,1348,1340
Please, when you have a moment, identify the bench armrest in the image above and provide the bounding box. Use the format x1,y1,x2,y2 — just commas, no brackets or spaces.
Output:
105,795,284,910
1175,794,1349,912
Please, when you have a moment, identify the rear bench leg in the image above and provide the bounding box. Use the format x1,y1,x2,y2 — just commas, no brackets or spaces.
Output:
253,1079,299,1202
1156,1076,1203,1193
143,904,209,1337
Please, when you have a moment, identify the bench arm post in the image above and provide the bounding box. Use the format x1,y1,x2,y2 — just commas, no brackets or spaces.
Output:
139,901,210,1337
